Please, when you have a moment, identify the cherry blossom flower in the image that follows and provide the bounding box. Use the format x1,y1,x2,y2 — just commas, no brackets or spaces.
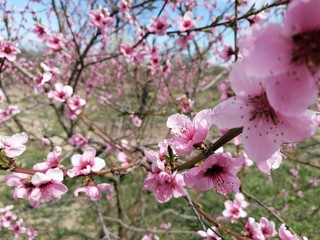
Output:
0,105,20,122
184,153,244,194
89,8,114,30
74,183,114,201
278,224,299,240
48,83,73,102
213,61,316,173
144,159,186,203
245,217,265,240
9,218,26,238
4,173,34,201
219,45,234,62
218,193,248,222
0,132,28,158
148,16,170,35
69,133,89,149
176,94,194,113
29,168,68,208
67,148,106,178
238,23,318,107
130,113,142,127
34,63,52,93
32,22,48,40
165,109,214,155
67,95,86,111
26,228,38,240
176,11,196,31
33,146,62,172
120,44,135,62
197,226,221,240
46,34,65,51
1,210,17,228
0,39,20,61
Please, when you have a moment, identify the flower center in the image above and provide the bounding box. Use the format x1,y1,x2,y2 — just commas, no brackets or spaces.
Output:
249,93,278,125
204,165,224,177
292,30,320,69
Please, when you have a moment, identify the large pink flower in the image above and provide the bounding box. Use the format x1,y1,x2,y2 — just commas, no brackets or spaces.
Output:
29,168,68,208
165,109,214,155
184,153,244,195
67,148,106,178
213,62,316,173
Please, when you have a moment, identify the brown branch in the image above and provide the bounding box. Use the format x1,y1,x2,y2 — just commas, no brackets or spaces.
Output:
175,127,243,171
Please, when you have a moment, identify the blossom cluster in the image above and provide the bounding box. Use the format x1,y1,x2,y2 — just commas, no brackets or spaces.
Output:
0,205,38,239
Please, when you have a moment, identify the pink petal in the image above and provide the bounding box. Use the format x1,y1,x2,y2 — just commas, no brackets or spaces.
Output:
213,97,252,129
31,172,51,187
46,168,64,182
239,24,292,77
241,120,281,163
91,157,106,172
265,66,317,116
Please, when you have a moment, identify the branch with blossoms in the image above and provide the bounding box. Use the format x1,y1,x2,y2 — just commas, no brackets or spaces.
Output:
0,0,319,239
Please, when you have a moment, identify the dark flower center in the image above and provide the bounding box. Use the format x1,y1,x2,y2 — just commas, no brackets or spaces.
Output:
292,30,320,69
204,165,224,177
249,93,278,125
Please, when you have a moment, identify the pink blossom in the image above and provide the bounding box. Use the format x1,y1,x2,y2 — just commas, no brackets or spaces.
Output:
259,217,277,238
176,11,196,31
67,95,86,111
160,222,172,230
165,109,214,154
46,34,66,51
32,22,48,40
120,44,135,61
177,34,194,49
238,23,318,109
116,150,130,167
213,61,316,173
0,105,20,122
48,82,73,102
176,94,194,113
245,217,265,240
0,40,20,61
219,45,234,62
197,226,221,240
144,159,186,203
4,173,34,201
29,168,68,208
34,63,52,93
278,224,299,240
74,183,114,201
67,148,106,178
33,146,62,172
130,113,142,127
148,16,170,35
0,132,28,158
9,218,26,238
184,153,244,195
89,8,114,30
1,210,17,228
26,228,38,240
219,193,248,222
